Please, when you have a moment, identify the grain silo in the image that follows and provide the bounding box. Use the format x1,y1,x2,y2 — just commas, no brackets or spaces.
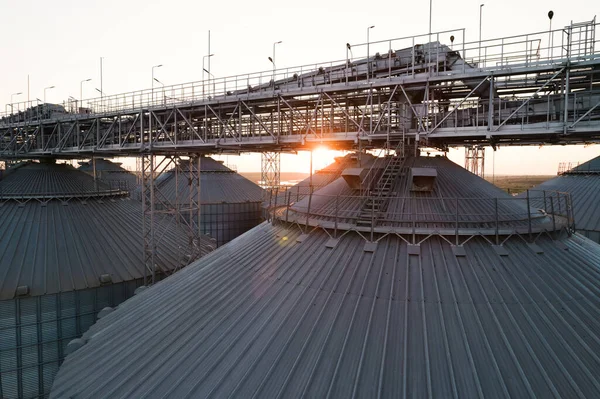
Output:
271,153,363,205
518,154,600,243
51,154,600,398
0,160,213,399
77,158,138,193
156,156,264,246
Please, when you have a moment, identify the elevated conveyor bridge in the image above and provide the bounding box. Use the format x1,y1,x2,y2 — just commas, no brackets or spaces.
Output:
1,18,599,159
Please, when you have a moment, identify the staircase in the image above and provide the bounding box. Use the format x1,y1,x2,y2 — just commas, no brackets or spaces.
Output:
356,154,405,227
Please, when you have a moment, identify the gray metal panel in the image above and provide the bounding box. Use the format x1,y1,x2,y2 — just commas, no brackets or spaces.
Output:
0,280,141,399
520,173,600,241
290,156,542,229
78,159,139,192
571,154,600,172
50,223,600,398
0,198,202,300
0,162,114,196
157,158,264,204
200,202,262,246
0,163,214,300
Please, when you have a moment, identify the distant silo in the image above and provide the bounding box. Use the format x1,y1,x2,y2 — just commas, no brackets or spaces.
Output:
51,154,600,398
0,160,212,399
156,156,264,246
518,155,600,243
78,158,138,193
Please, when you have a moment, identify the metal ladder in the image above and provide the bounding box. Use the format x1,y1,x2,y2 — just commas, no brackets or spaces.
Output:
356,154,406,227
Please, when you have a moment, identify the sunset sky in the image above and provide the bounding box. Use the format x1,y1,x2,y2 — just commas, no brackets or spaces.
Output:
0,0,598,174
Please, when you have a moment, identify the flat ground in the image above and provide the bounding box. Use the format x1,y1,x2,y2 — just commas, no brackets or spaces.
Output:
485,175,554,195
240,172,554,195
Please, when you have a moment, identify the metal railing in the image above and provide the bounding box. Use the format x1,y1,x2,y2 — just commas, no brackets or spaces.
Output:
1,21,598,123
266,189,575,238
0,180,130,203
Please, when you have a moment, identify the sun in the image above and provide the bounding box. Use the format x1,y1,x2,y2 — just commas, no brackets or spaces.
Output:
310,146,345,172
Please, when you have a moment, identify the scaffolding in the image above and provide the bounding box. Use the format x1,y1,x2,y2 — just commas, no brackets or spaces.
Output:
465,145,485,177
139,154,204,285
261,152,281,190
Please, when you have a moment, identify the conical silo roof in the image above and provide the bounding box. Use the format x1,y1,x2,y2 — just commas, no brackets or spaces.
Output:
271,153,367,204
518,154,600,242
0,161,214,300
156,156,264,204
51,155,600,398
78,158,139,192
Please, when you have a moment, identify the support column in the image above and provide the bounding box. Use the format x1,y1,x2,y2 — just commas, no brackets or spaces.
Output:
140,154,206,286
464,145,485,178
261,152,281,192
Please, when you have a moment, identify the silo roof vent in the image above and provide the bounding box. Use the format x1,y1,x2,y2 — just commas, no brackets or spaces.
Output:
410,167,437,192
15,285,29,296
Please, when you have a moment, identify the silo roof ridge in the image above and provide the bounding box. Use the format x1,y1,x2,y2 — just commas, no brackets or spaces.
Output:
279,155,572,236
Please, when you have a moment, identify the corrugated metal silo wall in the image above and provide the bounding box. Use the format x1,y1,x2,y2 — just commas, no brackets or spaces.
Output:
581,230,600,243
0,280,142,399
200,202,262,246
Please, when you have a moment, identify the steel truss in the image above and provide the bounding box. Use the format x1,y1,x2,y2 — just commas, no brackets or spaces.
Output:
1,53,600,159
465,145,485,177
140,154,205,284
261,152,281,190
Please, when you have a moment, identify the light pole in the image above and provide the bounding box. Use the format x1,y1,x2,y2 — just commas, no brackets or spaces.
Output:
154,78,165,105
151,64,163,104
202,54,214,97
367,26,375,79
203,68,215,97
80,78,91,110
272,41,282,81
346,43,353,84
429,0,432,36
10,92,22,113
44,86,55,103
548,10,554,60
479,4,485,64
99,57,104,107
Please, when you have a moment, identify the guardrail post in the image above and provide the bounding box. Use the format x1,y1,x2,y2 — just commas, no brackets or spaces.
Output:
526,189,532,241
412,197,416,244
273,187,279,225
455,197,459,245
267,188,273,223
285,191,290,223
557,191,563,218
549,194,556,234
305,186,313,231
495,197,499,245
543,190,547,214
371,196,375,242
567,193,575,233
334,194,339,238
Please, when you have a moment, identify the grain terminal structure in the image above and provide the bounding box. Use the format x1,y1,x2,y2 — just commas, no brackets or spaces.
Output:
51,154,600,398
0,160,214,399
155,156,264,246
520,155,600,243
77,158,138,193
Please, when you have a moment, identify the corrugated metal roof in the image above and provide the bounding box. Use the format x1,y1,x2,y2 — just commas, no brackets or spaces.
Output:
289,156,553,231
571,154,600,173
519,173,600,236
78,159,139,192
271,153,367,204
78,159,129,173
157,156,264,204
0,161,117,196
51,155,600,398
51,222,600,398
0,163,214,300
